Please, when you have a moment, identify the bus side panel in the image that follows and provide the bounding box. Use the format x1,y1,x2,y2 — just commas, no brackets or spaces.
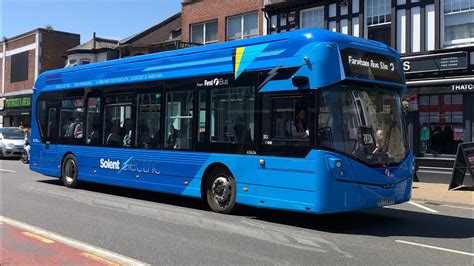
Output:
55,146,210,198
193,153,318,212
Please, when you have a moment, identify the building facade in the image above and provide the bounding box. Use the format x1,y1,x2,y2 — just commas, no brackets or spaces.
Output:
261,0,474,165
65,33,119,67
0,29,80,128
117,13,184,58
181,0,265,44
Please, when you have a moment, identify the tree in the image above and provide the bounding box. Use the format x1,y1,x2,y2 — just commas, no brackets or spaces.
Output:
45,24,54,31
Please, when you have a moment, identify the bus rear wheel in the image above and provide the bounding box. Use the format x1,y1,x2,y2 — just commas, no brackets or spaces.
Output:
205,168,237,214
61,154,79,188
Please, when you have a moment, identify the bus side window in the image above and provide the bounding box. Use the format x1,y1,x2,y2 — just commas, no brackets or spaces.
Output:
37,100,47,139
137,92,161,149
86,97,101,145
47,107,58,139
165,90,194,150
103,94,135,148
59,98,84,142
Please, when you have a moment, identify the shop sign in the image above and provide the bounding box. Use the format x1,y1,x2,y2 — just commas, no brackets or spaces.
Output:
451,83,474,91
0,98,5,111
402,51,468,74
5,97,31,108
176,41,202,49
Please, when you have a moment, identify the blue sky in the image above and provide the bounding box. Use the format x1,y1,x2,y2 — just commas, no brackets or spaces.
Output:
1,0,182,42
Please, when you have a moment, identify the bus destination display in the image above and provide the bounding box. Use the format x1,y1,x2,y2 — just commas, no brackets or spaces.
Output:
340,48,403,83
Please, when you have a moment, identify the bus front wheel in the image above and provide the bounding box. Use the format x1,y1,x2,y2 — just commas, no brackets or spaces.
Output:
61,154,79,188
205,168,237,214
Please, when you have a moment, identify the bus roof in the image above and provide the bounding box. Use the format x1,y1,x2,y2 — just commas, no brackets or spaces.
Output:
35,28,403,92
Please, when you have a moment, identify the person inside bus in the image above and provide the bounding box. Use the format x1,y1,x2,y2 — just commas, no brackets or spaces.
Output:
291,108,309,139
234,116,251,144
87,121,101,145
62,117,73,137
138,125,151,148
372,129,385,155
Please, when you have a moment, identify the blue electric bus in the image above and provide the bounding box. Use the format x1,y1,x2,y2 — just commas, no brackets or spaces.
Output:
30,28,414,214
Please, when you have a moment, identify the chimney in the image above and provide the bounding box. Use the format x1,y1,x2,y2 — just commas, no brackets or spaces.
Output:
93,32,96,50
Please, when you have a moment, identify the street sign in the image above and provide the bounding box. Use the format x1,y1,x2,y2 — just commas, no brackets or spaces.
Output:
449,142,474,190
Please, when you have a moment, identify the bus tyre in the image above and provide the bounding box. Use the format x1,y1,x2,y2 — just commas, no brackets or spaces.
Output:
61,154,79,188
205,168,237,214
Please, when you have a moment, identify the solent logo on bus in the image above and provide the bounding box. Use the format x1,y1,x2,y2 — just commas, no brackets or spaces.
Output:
99,157,161,175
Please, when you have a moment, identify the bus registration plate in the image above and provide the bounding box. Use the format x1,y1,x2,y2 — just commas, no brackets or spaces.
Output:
377,198,395,206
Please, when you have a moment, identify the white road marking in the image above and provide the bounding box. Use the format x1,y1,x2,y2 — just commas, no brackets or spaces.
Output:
395,240,474,257
0,216,149,265
440,204,474,211
408,201,439,213
0,168,16,173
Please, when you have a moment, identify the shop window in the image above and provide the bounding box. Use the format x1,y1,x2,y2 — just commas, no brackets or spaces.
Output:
137,92,162,149
191,20,218,44
418,94,464,155
11,51,29,83
443,0,474,46
227,12,258,41
300,6,324,29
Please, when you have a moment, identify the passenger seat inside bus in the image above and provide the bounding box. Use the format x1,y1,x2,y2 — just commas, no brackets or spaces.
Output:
106,126,122,147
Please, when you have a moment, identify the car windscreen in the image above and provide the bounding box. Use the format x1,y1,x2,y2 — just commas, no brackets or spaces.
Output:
1,128,25,139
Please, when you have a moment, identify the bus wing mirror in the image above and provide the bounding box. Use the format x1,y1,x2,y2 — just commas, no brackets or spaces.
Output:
292,76,309,88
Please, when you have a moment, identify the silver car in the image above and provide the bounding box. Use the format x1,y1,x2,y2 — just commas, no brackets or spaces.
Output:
0,127,25,159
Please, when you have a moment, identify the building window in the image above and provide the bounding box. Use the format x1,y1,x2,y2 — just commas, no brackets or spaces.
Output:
366,0,391,26
227,12,258,41
366,0,392,46
419,94,464,155
190,20,218,44
80,59,91,65
300,6,324,29
443,0,474,46
10,51,29,83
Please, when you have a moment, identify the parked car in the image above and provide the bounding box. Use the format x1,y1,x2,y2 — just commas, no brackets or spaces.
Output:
0,127,26,159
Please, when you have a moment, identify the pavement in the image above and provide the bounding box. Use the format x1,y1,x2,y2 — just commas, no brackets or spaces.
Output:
1,221,120,265
411,182,474,207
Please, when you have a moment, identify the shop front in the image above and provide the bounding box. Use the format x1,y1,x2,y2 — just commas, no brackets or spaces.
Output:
0,95,32,128
402,48,474,167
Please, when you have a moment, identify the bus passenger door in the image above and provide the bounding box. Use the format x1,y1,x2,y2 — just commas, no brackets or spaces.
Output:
41,102,60,174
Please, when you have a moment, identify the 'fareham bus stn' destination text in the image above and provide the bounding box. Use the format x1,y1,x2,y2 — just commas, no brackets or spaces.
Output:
348,56,395,72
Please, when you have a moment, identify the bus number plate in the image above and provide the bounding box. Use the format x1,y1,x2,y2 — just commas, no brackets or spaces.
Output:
377,198,395,206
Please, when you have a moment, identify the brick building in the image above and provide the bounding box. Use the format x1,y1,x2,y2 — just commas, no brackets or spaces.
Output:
0,28,80,127
181,0,265,44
